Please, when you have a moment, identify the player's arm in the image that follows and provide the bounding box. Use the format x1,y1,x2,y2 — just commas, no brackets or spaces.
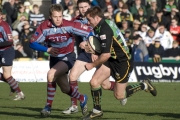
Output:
0,41,13,47
90,29,113,67
71,21,93,38
0,24,13,47
29,24,59,56
29,24,47,52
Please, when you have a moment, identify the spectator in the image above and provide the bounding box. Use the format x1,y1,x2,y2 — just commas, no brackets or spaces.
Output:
124,29,131,41
23,0,32,14
90,0,99,6
104,4,115,21
3,0,18,23
146,0,158,19
19,23,33,58
1,9,12,25
63,0,75,20
12,15,28,32
164,0,176,13
12,30,27,58
138,22,150,40
174,0,180,11
113,0,124,15
169,17,180,44
133,7,148,23
17,5,28,21
155,9,169,29
131,19,141,34
166,7,180,25
149,16,159,31
165,41,180,60
60,0,71,10
105,0,115,9
72,7,80,19
115,4,133,27
120,20,130,35
144,29,156,47
156,24,173,50
29,4,45,28
131,35,149,62
130,0,147,16
96,0,106,11
148,38,164,62
125,29,133,53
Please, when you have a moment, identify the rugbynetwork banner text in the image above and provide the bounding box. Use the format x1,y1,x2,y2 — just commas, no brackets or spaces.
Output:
134,62,180,82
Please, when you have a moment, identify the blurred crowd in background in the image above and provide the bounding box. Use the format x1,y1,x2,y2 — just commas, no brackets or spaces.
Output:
0,0,180,62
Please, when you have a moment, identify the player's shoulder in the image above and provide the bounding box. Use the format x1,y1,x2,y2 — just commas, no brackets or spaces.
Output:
62,19,74,26
40,20,49,26
100,19,114,32
0,21,10,27
38,19,52,29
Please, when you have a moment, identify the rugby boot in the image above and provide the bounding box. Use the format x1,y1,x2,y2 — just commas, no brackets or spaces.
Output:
143,79,157,96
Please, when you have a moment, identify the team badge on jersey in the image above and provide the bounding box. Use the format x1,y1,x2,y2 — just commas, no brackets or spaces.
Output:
100,34,106,40
34,32,39,36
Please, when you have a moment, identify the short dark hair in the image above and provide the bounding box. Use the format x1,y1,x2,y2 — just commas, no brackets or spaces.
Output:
85,6,104,18
49,4,63,16
33,4,39,8
77,0,91,6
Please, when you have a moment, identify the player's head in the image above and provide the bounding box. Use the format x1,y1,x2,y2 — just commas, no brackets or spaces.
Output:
77,0,91,16
49,4,64,26
85,6,104,28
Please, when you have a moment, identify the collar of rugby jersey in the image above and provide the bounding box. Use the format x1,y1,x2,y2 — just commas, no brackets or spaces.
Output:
47,19,63,28
94,18,105,33
75,15,88,24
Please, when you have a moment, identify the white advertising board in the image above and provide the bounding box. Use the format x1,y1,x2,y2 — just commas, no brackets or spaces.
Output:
0,61,137,82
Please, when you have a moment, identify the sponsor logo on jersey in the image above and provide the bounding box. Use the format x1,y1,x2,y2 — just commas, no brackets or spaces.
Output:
100,34,106,40
101,43,106,47
2,58,5,63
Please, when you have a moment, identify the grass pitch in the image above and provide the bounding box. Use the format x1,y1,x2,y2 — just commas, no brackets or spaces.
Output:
0,82,180,120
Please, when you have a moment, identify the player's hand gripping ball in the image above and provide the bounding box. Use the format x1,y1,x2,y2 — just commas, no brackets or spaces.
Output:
85,36,101,55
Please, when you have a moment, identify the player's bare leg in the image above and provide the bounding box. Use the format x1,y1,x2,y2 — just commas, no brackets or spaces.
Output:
101,78,115,91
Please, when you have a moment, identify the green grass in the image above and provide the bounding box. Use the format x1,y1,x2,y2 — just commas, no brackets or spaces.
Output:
0,82,180,120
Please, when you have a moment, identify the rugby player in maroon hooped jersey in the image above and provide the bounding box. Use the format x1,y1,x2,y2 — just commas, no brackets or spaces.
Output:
0,9,25,100
29,4,92,117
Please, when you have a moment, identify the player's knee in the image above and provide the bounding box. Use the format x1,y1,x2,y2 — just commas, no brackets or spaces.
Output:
90,79,100,88
114,93,125,100
69,72,78,81
101,83,109,90
47,71,55,82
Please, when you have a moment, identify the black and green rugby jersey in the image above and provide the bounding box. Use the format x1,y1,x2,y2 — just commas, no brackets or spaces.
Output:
94,18,131,61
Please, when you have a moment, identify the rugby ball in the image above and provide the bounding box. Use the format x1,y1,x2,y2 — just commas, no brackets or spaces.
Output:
88,36,101,54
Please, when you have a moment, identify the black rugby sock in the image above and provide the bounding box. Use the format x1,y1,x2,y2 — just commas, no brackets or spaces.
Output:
125,83,145,98
91,86,102,111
